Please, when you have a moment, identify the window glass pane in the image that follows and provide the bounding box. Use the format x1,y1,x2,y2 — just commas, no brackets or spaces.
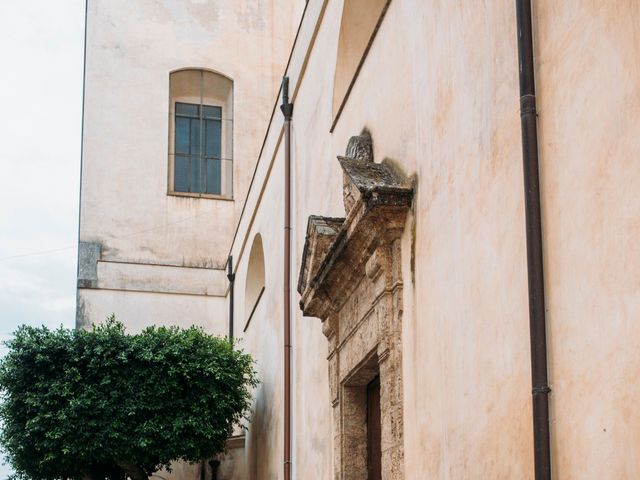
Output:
175,117,190,154
191,157,204,193
203,105,222,119
176,102,199,117
205,119,221,157
174,156,190,192
190,118,201,155
206,158,221,195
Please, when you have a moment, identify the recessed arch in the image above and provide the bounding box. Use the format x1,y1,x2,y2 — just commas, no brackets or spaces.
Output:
168,66,234,83
244,233,265,330
332,0,391,129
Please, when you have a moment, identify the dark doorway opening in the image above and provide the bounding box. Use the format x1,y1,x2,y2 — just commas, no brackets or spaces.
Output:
367,376,382,480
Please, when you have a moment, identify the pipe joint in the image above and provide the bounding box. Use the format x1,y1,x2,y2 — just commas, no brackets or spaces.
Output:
227,255,235,340
227,256,235,282
280,76,294,121
520,94,537,116
532,385,551,396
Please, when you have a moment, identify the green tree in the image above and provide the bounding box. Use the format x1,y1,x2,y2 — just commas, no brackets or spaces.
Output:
0,318,257,480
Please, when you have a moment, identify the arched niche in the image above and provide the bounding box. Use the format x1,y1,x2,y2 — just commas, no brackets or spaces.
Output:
244,234,265,329
332,0,390,127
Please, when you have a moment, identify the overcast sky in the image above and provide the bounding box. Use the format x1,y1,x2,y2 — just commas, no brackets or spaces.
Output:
0,0,85,474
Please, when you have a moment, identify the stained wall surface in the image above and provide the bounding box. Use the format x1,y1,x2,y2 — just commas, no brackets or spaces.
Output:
77,0,302,331
79,0,640,478
235,162,287,480
227,0,640,479
536,1,640,478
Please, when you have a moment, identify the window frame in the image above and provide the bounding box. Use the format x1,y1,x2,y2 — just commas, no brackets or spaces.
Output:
167,69,234,201
173,101,224,196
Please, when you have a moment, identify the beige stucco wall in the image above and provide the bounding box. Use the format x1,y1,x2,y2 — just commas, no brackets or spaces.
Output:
78,288,226,334
227,0,640,479
290,1,532,477
78,0,303,331
234,155,287,480
536,2,640,478
228,0,530,477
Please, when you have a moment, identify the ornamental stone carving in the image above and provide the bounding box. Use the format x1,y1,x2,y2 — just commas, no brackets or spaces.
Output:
298,131,413,479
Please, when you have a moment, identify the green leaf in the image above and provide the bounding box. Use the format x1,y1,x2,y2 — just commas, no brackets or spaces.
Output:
0,318,258,479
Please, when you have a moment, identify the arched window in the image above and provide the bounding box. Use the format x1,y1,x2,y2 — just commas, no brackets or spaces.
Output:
332,0,390,128
244,234,265,330
168,69,233,198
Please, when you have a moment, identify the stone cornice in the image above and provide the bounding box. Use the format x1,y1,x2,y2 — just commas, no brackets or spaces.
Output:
299,151,413,321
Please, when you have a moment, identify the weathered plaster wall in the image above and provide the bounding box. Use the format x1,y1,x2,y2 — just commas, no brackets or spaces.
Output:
233,158,287,480
288,5,348,476
79,0,303,331
356,2,532,477
77,288,225,334
81,0,299,267
227,0,640,478
536,2,640,478
78,0,638,476
248,0,531,477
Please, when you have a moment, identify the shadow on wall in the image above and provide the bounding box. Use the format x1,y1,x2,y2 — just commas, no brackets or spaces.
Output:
244,234,265,329
247,383,280,480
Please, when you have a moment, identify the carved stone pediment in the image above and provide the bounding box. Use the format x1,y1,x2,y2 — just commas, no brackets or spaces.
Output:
299,149,413,322
297,215,344,317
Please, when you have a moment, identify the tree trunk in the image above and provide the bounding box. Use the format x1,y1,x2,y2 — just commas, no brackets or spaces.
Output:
116,461,148,480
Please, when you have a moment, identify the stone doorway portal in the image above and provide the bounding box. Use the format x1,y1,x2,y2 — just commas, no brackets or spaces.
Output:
298,131,413,479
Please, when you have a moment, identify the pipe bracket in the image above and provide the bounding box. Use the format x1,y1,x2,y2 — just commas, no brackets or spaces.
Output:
532,385,551,395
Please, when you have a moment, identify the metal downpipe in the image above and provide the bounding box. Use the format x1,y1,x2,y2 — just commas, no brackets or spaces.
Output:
514,1,552,478
280,76,293,480
227,255,235,341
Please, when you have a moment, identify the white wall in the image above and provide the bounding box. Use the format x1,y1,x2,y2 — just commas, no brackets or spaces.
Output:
78,0,303,331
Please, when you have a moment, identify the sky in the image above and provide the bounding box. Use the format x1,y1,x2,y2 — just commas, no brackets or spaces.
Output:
0,0,86,475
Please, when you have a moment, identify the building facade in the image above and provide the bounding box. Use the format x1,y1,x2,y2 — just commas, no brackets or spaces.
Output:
78,1,640,479
77,0,302,333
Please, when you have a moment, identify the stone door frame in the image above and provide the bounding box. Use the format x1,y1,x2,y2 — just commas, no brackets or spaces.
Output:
298,131,413,479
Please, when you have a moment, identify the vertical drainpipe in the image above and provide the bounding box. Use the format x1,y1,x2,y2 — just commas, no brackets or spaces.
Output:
514,1,552,479
280,76,294,480
227,255,235,341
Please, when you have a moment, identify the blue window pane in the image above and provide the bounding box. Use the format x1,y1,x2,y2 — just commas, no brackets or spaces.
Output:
190,119,201,155
175,117,190,154
176,102,199,117
203,105,222,119
174,156,189,192
205,119,221,157
191,158,204,193
206,159,221,195
174,101,227,195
